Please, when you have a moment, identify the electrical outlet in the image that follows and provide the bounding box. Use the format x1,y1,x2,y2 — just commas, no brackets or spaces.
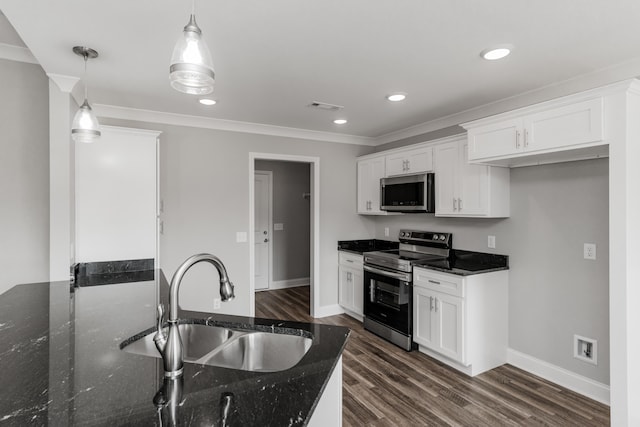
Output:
574,335,597,365
584,243,596,260
213,298,221,310
384,227,389,237
488,235,496,249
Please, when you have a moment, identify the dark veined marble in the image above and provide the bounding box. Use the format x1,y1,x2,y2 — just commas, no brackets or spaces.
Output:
416,249,509,276
73,258,155,287
0,275,349,426
337,239,399,254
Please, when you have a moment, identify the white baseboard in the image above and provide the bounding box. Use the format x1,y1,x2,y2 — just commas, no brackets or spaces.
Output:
258,277,309,291
313,304,344,318
507,348,610,405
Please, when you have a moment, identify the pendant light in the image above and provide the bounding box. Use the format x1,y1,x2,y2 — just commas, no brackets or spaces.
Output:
71,46,101,144
169,0,215,95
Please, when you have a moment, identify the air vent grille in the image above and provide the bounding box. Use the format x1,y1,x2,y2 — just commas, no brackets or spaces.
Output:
307,101,344,112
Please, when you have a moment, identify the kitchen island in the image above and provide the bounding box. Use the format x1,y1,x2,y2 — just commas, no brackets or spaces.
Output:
0,274,349,426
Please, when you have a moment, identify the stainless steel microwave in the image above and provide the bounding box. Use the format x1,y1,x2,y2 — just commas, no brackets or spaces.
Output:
380,173,435,213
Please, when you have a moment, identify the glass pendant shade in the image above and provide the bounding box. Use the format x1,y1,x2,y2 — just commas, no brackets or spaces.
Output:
170,14,215,95
72,99,101,143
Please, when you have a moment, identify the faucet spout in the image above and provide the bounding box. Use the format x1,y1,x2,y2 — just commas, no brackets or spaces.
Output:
160,253,235,378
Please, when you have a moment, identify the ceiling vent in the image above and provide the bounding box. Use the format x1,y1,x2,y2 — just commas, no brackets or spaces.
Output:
307,101,344,112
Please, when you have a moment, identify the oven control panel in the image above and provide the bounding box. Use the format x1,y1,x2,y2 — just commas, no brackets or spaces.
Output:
398,230,452,248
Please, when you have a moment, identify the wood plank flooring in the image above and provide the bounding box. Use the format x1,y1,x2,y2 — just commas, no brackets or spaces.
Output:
255,286,610,426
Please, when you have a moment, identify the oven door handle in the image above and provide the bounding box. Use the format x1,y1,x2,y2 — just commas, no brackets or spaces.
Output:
363,265,411,282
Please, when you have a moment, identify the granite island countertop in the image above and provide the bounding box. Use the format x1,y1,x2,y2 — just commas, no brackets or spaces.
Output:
0,274,349,426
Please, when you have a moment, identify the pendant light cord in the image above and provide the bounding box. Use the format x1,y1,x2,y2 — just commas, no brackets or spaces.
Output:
83,54,88,100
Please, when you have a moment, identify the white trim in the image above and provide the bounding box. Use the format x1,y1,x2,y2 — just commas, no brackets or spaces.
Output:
264,277,310,291
0,42,37,64
254,170,273,291
47,73,79,94
100,125,162,138
313,304,345,318
249,153,321,318
507,348,610,405
94,103,376,146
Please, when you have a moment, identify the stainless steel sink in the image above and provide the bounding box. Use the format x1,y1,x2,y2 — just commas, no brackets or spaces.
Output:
121,324,312,372
201,332,313,372
122,324,234,361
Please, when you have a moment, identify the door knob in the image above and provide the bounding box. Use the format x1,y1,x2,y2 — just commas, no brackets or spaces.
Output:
263,230,267,235
264,238,269,243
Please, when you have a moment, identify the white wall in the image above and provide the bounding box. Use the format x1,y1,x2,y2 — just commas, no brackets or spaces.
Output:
101,117,376,315
0,58,49,295
372,158,609,385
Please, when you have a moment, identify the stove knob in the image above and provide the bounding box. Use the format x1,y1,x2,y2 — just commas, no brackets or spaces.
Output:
440,235,446,241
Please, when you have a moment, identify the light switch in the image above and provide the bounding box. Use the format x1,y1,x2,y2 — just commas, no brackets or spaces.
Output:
274,223,284,231
488,235,496,249
236,232,247,243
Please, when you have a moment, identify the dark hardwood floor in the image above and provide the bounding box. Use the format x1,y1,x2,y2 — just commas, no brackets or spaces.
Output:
255,286,610,426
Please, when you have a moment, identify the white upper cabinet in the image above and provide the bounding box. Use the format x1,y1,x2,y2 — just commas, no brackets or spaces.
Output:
357,155,388,215
464,96,605,167
385,146,433,177
434,137,510,217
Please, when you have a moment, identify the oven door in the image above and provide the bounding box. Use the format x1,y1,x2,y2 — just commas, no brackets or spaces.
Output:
363,264,412,336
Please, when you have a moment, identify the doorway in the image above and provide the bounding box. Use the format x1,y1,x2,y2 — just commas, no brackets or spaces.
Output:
249,153,320,318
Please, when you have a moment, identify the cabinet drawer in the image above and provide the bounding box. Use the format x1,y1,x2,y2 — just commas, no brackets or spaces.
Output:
413,268,464,297
339,251,363,267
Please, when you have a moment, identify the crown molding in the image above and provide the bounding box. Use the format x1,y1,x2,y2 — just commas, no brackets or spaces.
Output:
0,42,37,64
93,104,377,146
47,73,80,94
373,56,640,146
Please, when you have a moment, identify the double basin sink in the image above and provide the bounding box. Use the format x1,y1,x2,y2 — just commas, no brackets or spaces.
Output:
121,323,313,372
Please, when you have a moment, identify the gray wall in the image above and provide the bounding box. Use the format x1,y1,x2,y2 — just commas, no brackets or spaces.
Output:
255,160,310,282
101,116,376,315
0,58,50,295
372,158,609,384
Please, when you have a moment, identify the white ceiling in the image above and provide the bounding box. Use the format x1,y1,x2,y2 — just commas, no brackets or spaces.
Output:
2,1,640,143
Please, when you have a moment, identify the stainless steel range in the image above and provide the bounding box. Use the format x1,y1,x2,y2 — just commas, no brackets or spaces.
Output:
363,230,452,351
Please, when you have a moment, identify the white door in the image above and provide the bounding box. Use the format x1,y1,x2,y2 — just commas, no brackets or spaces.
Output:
254,171,272,290
75,126,159,263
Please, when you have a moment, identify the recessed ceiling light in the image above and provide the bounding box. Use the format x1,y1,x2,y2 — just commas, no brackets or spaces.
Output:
333,119,348,125
386,93,407,102
481,45,513,60
199,98,217,106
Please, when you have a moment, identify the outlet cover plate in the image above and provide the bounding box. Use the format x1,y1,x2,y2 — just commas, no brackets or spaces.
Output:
584,243,596,260
488,235,496,249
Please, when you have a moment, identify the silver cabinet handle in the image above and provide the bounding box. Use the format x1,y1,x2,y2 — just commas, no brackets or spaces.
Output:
434,297,438,313
346,259,354,263
347,272,352,282
406,160,410,171
428,279,440,285
516,130,520,149
430,296,434,311
458,198,462,211
453,198,457,211
524,129,529,147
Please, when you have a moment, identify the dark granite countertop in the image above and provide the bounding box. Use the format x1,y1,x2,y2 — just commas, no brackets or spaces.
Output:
337,239,399,255
415,249,509,276
0,273,349,426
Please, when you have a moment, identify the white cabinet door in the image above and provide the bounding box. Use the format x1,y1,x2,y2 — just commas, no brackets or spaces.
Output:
385,147,433,176
467,117,522,161
524,98,603,152
413,286,436,349
434,142,459,216
457,141,489,215
338,266,353,310
357,156,386,214
434,293,464,364
352,268,364,315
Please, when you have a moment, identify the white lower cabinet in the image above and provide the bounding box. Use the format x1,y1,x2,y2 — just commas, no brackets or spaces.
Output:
413,267,508,376
338,252,364,319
